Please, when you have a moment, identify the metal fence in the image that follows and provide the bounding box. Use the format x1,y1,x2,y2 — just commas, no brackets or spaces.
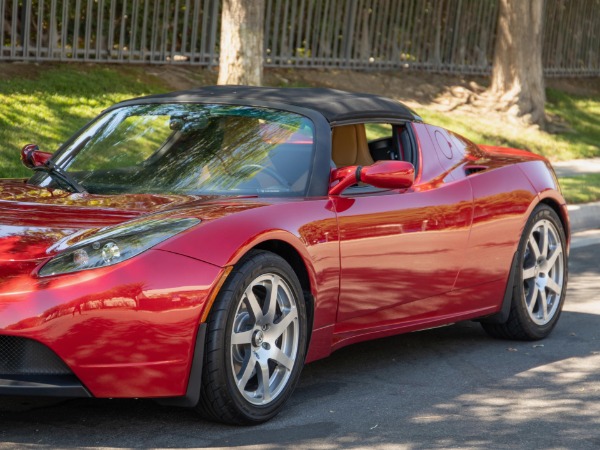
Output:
543,0,600,76
1,0,599,76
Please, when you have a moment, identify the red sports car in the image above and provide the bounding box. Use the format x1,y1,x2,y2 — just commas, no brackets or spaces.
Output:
1,87,568,424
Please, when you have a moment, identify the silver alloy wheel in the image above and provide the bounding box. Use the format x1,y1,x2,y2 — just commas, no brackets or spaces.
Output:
522,218,565,326
230,273,299,405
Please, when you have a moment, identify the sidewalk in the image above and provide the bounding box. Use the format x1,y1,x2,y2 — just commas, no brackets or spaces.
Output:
552,157,600,177
567,202,600,232
551,158,600,232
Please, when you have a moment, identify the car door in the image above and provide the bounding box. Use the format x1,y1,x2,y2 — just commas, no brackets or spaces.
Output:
332,122,473,332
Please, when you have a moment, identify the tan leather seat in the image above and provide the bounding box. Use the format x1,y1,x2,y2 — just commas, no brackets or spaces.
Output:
331,124,374,167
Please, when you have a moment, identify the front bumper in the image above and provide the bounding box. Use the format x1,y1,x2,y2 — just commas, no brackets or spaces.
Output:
0,249,223,399
0,376,90,397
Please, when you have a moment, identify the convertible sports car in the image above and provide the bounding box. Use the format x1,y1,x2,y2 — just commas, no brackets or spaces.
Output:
1,86,568,424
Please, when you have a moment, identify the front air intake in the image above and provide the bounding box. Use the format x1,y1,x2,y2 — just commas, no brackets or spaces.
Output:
0,335,72,376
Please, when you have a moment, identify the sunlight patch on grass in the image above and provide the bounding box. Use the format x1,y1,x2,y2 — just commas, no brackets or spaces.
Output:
558,174,600,204
419,90,600,162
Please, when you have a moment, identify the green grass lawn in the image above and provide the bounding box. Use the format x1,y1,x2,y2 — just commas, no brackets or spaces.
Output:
418,89,600,162
0,64,598,203
558,174,600,204
0,65,168,178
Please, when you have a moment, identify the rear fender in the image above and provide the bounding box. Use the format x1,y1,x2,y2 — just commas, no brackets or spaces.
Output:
518,162,570,246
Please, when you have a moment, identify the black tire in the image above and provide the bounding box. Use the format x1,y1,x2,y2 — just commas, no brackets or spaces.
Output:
196,250,307,424
482,204,568,340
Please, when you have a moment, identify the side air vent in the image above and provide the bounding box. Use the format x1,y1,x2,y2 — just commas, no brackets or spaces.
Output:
465,165,488,176
0,336,72,376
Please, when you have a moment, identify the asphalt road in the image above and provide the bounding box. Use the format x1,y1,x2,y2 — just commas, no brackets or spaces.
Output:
1,241,599,450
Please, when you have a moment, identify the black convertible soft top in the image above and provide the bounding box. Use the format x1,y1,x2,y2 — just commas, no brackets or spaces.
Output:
133,85,421,124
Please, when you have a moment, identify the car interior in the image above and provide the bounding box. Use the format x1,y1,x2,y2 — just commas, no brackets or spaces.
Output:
331,122,419,175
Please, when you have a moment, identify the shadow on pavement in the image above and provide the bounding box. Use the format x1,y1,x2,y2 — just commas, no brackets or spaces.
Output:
0,246,598,449
0,309,599,449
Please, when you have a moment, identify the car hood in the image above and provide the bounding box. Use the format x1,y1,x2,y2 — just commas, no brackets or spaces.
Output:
0,179,265,264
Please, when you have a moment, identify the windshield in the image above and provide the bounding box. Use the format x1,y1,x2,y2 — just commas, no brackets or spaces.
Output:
28,103,316,197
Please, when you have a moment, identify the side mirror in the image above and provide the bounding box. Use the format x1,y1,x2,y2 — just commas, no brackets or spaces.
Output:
21,144,52,169
329,160,415,195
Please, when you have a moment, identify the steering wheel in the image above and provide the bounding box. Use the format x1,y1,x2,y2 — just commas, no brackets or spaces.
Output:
237,164,290,188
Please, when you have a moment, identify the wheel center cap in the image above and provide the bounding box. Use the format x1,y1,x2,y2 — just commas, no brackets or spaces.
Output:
252,330,264,347
536,273,548,289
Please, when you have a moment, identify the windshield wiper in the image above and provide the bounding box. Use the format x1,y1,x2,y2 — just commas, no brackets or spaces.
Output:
34,160,87,194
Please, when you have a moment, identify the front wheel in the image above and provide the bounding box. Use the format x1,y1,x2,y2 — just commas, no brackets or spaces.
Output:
482,204,568,340
196,250,307,424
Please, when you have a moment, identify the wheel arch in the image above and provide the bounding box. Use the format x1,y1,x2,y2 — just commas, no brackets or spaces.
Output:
481,198,568,325
168,236,318,411
539,196,571,246
201,233,318,351
252,240,314,334
517,160,570,245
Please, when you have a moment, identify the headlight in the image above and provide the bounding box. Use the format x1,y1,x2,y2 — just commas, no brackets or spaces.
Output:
38,217,200,277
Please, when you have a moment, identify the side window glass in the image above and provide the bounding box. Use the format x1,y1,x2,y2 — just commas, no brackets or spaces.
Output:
331,123,412,169
396,124,418,171
365,123,392,141
364,123,398,162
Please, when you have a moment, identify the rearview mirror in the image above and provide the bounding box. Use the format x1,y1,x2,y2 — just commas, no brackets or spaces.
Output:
329,160,415,195
21,144,52,169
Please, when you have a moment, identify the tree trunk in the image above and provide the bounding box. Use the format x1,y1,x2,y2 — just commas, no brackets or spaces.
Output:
217,0,265,86
490,0,546,127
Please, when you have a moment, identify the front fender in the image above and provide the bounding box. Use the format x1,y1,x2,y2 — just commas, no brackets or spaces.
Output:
158,199,341,345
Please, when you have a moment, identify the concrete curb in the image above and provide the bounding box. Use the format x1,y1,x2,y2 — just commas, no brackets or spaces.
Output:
568,201,600,232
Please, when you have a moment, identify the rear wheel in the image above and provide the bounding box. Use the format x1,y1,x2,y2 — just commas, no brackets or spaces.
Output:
482,204,568,340
196,250,307,424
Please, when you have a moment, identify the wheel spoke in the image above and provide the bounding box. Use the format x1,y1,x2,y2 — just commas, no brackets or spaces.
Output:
519,215,566,327
237,353,257,390
546,278,562,295
271,348,294,371
523,266,536,280
231,329,253,345
546,246,562,269
539,289,548,321
230,270,301,406
541,222,549,257
527,284,539,313
257,360,271,402
528,235,541,259
263,276,279,323
244,288,263,323
271,308,297,339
